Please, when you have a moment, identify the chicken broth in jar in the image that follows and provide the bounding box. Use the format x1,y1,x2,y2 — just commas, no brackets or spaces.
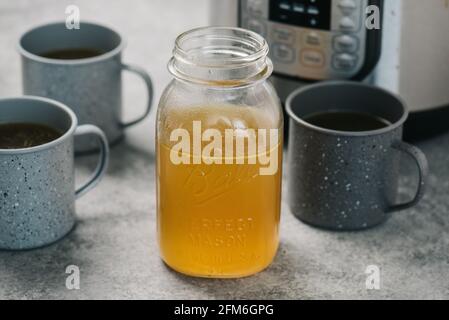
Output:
157,27,283,278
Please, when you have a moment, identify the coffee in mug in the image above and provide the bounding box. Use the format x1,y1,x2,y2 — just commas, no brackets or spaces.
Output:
303,111,391,132
0,123,62,149
39,48,105,60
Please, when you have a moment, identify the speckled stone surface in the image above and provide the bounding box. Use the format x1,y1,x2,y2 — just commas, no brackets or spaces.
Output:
1,0,449,300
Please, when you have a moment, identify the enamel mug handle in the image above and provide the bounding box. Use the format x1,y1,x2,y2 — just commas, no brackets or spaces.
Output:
120,63,154,128
74,125,110,199
388,141,429,212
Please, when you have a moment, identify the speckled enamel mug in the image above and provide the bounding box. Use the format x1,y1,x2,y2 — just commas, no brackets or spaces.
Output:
0,96,109,250
286,82,429,231
18,21,153,153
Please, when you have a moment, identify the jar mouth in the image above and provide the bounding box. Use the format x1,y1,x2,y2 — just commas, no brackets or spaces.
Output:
169,27,272,87
175,27,269,67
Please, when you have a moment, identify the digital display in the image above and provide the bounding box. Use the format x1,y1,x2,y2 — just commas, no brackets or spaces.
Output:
269,0,332,30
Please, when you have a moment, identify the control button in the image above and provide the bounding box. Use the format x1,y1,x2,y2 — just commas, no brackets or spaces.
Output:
279,1,291,10
333,35,358,53
300,50,325,68
272,44,295,63
273,27,295,44
246,19,266,37
339,17,357,31
333,53,358,70
292,3,305,13
309,18,319,27
304,32,322,47
338,0,357,14
307,6,319,15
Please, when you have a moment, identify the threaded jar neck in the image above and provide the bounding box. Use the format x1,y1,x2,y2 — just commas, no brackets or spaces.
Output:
168,27,272,87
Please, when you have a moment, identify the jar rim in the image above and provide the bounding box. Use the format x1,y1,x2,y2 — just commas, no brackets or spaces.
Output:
169,27,272,87
174,27,269,68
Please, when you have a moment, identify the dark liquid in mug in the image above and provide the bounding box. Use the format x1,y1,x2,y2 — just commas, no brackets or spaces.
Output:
0,123,63,149
303,111,391,132
39,48,104,60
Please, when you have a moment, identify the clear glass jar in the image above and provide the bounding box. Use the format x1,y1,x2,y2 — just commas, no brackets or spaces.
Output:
156,27,283,278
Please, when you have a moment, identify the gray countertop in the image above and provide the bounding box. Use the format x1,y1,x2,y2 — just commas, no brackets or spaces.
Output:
0,0,448,300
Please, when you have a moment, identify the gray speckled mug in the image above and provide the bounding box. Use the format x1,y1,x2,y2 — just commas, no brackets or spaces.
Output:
0,96,109,250
18,21,153,153
286,82,429,231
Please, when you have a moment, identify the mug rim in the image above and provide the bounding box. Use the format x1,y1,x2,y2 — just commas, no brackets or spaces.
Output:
286,81,409,137
17,21,126,65
0,96,78,155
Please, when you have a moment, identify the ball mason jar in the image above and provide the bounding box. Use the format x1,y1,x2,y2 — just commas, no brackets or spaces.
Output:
156,27,283,278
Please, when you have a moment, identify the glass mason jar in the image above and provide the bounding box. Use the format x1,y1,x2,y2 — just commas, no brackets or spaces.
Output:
156,27,283,278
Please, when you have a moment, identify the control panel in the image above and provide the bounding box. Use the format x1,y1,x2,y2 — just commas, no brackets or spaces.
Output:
239,0,371,81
